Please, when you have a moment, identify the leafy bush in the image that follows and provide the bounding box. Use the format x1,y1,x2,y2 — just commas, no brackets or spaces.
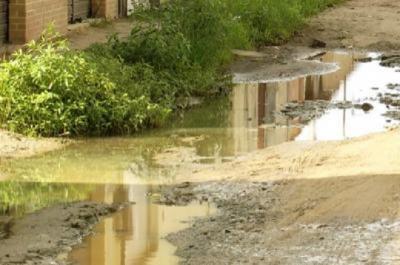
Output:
86,16,231,100
0,0,344,137
0,30,170,136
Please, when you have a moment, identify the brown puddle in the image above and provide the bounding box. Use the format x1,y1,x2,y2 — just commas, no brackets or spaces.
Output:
69,184,214,265
0,51,399,265
232,51,400,148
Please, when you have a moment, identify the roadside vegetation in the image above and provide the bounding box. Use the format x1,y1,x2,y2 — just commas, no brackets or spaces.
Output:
0,0,342,137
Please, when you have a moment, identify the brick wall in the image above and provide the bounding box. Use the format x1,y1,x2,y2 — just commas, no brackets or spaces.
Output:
9,0,68,44
92,0,118,19
9,0,26,43
8,0,120,44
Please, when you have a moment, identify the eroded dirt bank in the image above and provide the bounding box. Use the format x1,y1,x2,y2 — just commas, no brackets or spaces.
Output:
0,202,121,265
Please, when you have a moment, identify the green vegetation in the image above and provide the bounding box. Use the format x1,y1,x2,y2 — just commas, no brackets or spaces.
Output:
0,181,94,216
228,0,343,45
0,0,343,137
0,30,169,136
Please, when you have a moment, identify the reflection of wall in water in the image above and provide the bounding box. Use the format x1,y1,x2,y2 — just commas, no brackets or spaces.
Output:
71,181,159,265
231,81,304,154
307,52,355,100
321,52,354,92
305,53,355,101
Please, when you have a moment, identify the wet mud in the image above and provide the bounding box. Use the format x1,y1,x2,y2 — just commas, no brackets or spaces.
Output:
276,100,373,124
163,175,400,264
0,202,122,265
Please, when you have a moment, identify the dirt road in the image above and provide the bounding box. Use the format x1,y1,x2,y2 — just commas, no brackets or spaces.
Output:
161,1,400,263
1,1,400,264
159,129,400,264
292,0,400,50
165,173,400,264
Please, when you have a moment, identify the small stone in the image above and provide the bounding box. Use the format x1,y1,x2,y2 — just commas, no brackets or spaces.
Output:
361,103,374,112
177,182,191,189
310,39,327,48
356,57,373,63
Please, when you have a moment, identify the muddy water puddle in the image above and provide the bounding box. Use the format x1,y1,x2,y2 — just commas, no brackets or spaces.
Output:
70,202,212,265
0,50,399,264
69,184,214,265
234,51,400,143
0,181,214,265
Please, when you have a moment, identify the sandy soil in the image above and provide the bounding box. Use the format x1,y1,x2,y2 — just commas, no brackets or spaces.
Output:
0,130,67,163
233,0,400,83
291,0,400,51
154,128,400,184
231,48,339,83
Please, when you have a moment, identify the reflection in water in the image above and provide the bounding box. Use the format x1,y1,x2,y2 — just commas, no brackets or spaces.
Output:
1,51,399,265
0,180,214,265
0,181,94,216
230,51,400,149
231,81,303,153
70,183,213,265
1,52,399,186
297,53,400,140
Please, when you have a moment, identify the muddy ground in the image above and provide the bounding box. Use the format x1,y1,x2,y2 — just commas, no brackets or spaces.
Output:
233,0,400,83
0,0,400,264
162,175,400,264
0,130,68,165
291,0,400,51
0,202,122,265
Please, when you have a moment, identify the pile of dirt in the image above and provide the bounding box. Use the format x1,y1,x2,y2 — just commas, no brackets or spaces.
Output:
0,202,122,265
